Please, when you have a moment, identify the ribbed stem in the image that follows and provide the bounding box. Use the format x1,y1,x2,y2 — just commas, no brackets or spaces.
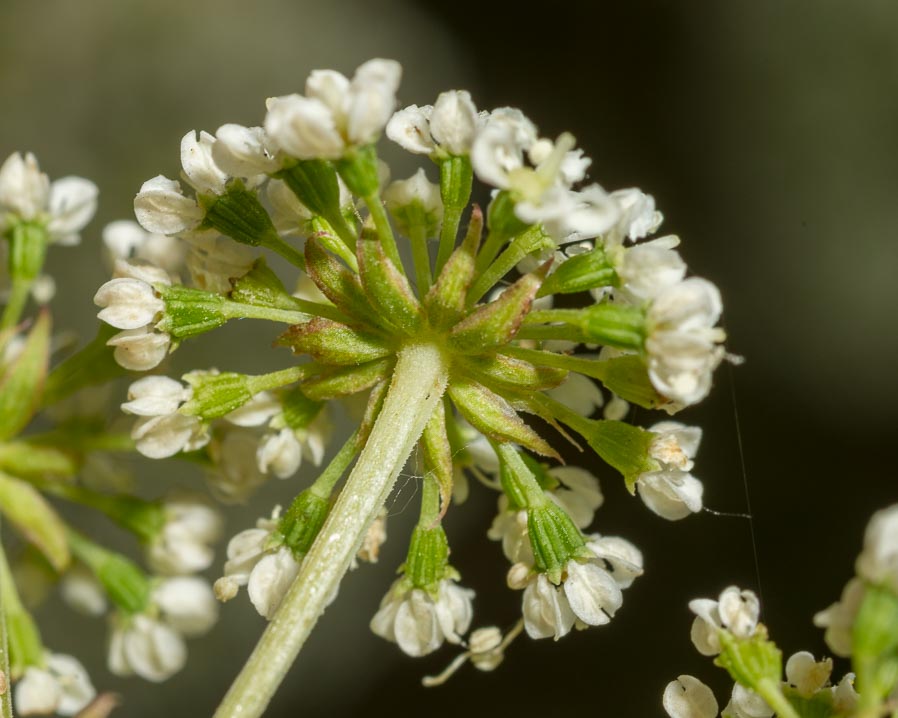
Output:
214,342,449,718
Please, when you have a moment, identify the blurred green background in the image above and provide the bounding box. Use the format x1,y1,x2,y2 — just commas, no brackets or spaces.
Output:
2,0,896,715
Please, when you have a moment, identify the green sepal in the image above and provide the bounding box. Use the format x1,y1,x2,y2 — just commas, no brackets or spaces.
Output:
6,610,44,676
229,257,300,311
0,441,78,481
448,379,559,460
580,303,647,351
300,358,393,401
449,261,549,354
41,323,125,407
537,246,618,297
576,419,658,492
425,205,482,329
420,404,453,520
179,371,253,420
334,144,380,198
0,310,50,440
278,159,345,223
279,387,324,430
404,524,450,594
852,583,898,706
200,179,279,248
357,227,424,335
715,626,783,690
277,489,330,559
528,502,588,584
68,531,151,615
458,353,567,393
157,285,227,339
304,237,386,330
6,221,49,282
0,472,70,571
278,318,392,366
598,354,668,409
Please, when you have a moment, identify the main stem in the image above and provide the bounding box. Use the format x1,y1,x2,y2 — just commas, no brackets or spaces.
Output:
214,342,449,718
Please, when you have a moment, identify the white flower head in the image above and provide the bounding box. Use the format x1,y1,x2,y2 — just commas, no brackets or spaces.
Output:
855,503,898,591
646,277,727,407
487,495,533,565
387,90,480,157
122,376,207,459
785,651,833,697
636,470,704,521
257,428,302,479
60,565,107,617
152,576,219,637
585,534,644,588
206,428,268,503
370,578,474,657
0,152,97,244
14,653,95,717
689,586,760,656
663,675,719,718
106,326,171,372
108,614,186,683
213,124,281,178
147,493,224,575
103,219,186,274
617,236,686,302
723,684,773,718
265,59,401,160
183,233,255,294
608,187,663,244
813,577,866,657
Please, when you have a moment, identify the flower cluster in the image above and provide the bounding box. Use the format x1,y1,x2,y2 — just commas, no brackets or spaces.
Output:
663,505,898,718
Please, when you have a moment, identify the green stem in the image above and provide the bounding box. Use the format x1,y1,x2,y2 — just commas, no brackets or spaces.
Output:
495,443,548,509
220,301,310,325
40,483,162,543
364,193,403,271
308,430,360,498
214,342,449,718
245,365,318,395
524,308,584,326
0,280,30,333
0,519,14,718
502,346,608,381
468,227,553,305
514,323,589,343
754,678,800,718
41,324,125,407
309,217,358,272
418,474,442,528
409,225,433,293
435,204,463,275
475,228,510,274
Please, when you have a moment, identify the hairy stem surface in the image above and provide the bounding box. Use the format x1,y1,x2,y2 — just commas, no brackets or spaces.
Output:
214,342,449,718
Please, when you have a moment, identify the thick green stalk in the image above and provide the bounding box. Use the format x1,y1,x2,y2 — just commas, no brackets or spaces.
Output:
0,520,14,718
214,342,449,718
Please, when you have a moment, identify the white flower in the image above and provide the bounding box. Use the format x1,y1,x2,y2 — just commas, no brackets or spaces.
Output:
133,175,205,236
617,236,686,302
180,130,228,195
663,675,719,718
265,59,401,160
246,549,302,619
636,420,704,520
831,674,859,713
256,428,302,478
206,428,268,503
14,653,95,716
121,376,207,459
146,494,223,575
521,573,576,640
108,614,186,682
547,466,603,530
94,276,165,330
855,503,898,591
689,586,760,656
105,326,171,371
152,576,219,637
60,565,107,617
813,577,866,657
0,152,97,244
545,372,604,418
646,277,727,407
183,233,255,294
102,220,186,274
470,107,538,189
383,168,443,234
213,124,281,178
487,495,533,564
723,684,773,718
584,534,644,588
784,651,832,697
607,187,663,244
386,90,480,156
370,578,475,657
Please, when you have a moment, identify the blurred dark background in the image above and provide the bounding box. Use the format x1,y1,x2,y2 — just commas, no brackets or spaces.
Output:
1,0,896,715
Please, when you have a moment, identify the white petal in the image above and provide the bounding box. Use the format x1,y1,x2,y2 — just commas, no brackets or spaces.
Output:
585,535,644,588
107,327,170,371
264,95,344,160
15,667,61,715
224,391,280,427
522,574,575,640
46,176,98,242
94,278,163,329
305,69,350,114
121,375,188,416
663,675,719,718
213,124,280,177
386,105,435,154
717,585,759,637
121,616,186,682
134,175,204,235
0,152,49,219
132,413,203,459
785,651,832,696
247,549,300,619
153,577,219,636
434,580,475,644
430,90,478,155
563,560,622,625
45,653,95,716
726,684,773,718
637,471,704,520
257,429,302,479
394,589,442,657
180,130,228,195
